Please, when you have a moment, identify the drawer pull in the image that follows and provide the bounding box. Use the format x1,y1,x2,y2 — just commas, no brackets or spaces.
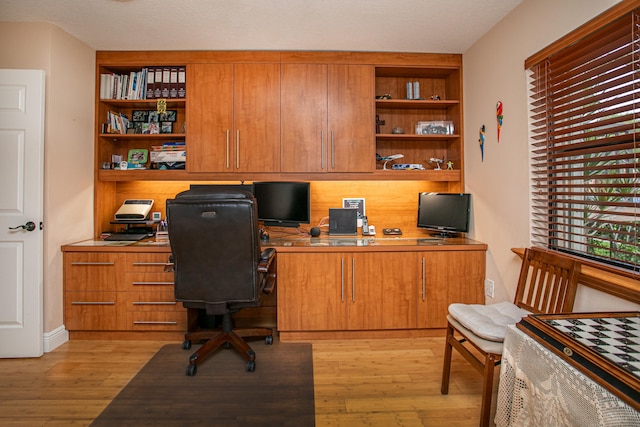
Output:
71,301,115,305
132,281,174,286
71,262,115,266
132,262,167,266
132,301,177,305
133,321,178,325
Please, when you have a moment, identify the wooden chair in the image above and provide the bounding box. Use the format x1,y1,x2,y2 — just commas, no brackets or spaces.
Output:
440,247,581,427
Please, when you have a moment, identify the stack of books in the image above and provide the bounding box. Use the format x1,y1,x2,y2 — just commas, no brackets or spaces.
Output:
105,111,129,134
100,66,186,100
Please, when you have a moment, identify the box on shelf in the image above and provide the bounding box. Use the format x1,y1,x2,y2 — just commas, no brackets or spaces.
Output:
150,150,186,163
415,121,454,135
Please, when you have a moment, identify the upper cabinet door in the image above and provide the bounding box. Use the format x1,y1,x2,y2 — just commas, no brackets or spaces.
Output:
233,63,281,173
186,63,233,173
281,64,328,173
328,65,376,173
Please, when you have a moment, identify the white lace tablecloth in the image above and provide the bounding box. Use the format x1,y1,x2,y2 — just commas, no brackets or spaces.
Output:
495,325,640,427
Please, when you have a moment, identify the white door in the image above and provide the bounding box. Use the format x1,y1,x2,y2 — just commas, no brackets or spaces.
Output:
0,69,45,358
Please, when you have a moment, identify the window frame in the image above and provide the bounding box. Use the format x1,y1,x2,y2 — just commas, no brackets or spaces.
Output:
525,0,639,282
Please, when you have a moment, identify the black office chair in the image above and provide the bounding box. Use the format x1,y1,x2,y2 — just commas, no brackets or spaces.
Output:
166,188,277,376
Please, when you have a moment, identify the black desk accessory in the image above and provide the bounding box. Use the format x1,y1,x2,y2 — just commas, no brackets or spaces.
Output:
383,228,402,235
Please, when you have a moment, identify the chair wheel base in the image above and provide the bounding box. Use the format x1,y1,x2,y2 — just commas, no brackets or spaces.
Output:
186,364,197,376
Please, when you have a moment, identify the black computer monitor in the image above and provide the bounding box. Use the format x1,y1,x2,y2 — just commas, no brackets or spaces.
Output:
417,192,471,237
253,182,311,228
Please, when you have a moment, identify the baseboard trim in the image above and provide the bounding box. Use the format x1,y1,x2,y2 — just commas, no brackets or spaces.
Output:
44,325,68,352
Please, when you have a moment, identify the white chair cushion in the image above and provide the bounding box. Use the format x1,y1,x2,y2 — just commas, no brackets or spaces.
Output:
448,301,529,342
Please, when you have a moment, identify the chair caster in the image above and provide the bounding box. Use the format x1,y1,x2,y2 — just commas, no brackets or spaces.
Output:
265,335,273,345
246,360,255,372
186,364,197,376
182,340,192,350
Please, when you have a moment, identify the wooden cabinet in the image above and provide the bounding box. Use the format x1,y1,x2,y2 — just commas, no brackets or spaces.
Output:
187,63,280,173
123,253,187,331
63,253,124,330
277,246,484,338
328,65,376,173
63,250,186,334
281,64,328,173
277,252,348,331
186,63,233,172
349,252,417,330
281,64,375,173
277,252,416,332
416,250,485,328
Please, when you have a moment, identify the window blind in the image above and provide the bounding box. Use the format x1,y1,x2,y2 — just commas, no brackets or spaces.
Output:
528,9,639,274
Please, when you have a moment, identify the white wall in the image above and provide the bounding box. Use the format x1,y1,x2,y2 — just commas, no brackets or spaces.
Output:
463,0,639,311
0,23,95,345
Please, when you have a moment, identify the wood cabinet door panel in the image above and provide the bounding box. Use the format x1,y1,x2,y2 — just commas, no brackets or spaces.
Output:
417,251,485,328
277,253,347,331
234,63,281,172
328,65,376,172
281,64,328,172
187,63,233,172
349,252,417,330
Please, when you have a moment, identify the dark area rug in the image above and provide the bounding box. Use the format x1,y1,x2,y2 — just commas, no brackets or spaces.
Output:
91,340,315,426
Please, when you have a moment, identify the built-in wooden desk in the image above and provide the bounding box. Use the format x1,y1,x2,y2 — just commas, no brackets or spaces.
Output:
62,235,487,341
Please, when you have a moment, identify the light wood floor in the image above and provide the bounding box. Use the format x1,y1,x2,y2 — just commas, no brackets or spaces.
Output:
0,337,484,426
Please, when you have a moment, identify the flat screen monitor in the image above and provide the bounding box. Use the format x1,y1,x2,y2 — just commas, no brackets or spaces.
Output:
253,181,311,228
417,192,471,237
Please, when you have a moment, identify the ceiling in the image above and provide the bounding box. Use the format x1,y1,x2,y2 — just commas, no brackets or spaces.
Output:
1,0,523,53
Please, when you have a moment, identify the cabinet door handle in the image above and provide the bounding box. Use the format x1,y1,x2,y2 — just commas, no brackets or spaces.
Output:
236,130,240,169
71,301,115,305
321,129,325,169
352,258,356,302
422,257,426,301
71,262,114,266
131,281,174,286
133,321,178,325
331,130,335,169
341,258,345,302
131,262,168,266
132,301,176,305
225,129,230,169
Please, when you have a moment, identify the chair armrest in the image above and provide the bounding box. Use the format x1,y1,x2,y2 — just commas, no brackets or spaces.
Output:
258,248,277,295
164,254,174,273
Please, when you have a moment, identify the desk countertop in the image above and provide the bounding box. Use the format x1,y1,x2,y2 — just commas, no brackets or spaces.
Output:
62,235,487,253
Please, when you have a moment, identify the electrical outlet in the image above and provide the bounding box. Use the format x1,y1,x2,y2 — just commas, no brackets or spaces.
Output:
484,279,495,298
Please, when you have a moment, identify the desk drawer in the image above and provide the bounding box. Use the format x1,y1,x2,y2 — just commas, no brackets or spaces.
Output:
126,311,187,331
64,253,122,292
124,291,183,312
125,253,173,273
65,291,121,330
123,272,174,291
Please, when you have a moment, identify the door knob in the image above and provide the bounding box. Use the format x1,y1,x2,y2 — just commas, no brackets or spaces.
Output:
9,221,37,232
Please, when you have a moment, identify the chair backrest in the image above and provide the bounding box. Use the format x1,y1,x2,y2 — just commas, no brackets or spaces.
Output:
166,189,261,313
514,247,581,314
